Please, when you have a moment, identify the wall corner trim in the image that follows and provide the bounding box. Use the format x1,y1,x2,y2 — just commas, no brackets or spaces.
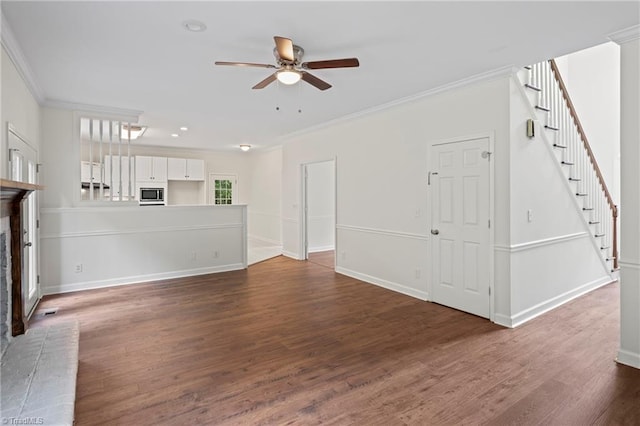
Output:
1,13,45,103
608,24,640,44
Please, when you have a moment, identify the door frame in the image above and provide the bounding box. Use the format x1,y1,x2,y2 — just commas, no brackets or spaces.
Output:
7,122,41,319
426,132,495,322
300,158,337,266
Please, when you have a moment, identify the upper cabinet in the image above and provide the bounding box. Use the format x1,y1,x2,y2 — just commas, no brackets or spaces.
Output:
136,156,167,182
167,158,205,181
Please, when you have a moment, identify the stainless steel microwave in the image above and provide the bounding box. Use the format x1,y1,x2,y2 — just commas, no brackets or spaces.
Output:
139,187,165,205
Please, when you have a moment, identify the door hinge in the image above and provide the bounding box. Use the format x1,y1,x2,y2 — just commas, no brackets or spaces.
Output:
37,163,42,173
488,219,491,228
37,219,40,229
489,286,491,296
37,275,40,284
428,171,438,185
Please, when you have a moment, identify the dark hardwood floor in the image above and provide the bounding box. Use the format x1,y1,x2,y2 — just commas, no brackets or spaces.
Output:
308,250,335,269
31,256,639,425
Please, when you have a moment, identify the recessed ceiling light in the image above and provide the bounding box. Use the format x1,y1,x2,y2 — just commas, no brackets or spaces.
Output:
171,133,179,138
180,126,188,131
182,20,207,32
240,144,251,152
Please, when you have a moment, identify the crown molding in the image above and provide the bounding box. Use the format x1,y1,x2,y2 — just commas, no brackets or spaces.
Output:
44,99,142,121
278,64,515,143
1,12,45,103
608,25,640,45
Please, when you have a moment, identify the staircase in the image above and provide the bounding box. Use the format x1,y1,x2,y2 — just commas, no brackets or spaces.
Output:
519,59,618,272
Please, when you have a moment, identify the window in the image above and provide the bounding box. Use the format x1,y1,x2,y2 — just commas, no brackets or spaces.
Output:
209,174,238,205
79,117,135,202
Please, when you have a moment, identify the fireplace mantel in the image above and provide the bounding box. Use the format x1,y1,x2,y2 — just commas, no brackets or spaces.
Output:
1,179,43,336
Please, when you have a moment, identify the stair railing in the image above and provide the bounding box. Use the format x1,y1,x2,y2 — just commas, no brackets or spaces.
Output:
527,59,618,270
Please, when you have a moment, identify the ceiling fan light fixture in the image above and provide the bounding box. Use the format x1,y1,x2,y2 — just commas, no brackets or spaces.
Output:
276,70,301,85
240,144,251,152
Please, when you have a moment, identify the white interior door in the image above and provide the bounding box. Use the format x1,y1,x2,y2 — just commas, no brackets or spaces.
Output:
430,137,490,318
8,127,40,317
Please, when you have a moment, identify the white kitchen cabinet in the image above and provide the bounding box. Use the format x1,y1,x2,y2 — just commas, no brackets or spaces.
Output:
135,156,167,182
167,158,205,181
80,161,102,185
104,155,134,199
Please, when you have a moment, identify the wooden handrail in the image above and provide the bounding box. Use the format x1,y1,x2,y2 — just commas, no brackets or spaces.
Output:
549,59,618,270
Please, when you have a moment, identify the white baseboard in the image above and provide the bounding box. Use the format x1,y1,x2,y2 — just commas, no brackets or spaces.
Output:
616,349,640,369
41,263,246,295
336,266,428,301
493,313,514,328
507,275,614,328
282,250,303,260
309,245,335,253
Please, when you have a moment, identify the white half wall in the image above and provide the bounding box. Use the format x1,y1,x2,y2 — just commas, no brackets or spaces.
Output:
40,205,247,294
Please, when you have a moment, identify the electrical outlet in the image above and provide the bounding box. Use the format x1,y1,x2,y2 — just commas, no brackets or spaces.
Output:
74,264,83,273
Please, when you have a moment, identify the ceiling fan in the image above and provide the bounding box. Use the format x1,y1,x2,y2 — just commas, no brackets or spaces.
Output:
215,36,359,91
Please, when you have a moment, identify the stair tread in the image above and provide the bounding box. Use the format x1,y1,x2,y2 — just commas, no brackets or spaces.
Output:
562,161,575,165
535,105,551,112
553,144,567,149
595,233,606,237
576,193,588,196
525,83,542,92
569,177,582,181
546,125,560,131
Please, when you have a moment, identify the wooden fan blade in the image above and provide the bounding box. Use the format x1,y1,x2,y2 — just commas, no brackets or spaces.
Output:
301,58,360,70
252,73,278,89
215,61,276,69
301,71,332,91
274,36,294,62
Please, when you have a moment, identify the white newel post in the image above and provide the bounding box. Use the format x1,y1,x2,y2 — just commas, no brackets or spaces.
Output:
612,26,640,369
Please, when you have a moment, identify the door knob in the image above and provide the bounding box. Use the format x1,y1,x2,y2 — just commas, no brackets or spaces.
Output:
431,229,440,235
24,241,32,247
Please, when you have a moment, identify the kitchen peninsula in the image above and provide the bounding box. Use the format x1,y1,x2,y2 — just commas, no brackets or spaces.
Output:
39,204,247,295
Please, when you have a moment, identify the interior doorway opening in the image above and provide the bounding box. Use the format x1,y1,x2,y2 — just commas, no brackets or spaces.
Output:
302,160,336,268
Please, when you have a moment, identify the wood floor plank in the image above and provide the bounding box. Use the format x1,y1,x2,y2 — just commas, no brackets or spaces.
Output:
30,256,640,425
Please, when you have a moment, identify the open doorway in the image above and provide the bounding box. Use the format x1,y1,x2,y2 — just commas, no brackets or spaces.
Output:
302,160,336,268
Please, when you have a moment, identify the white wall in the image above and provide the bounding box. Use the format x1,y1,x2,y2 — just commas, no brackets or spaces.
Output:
1,46,40,179
306,160,335,252
556,42,621,203
281,76,512,309
247,146,282,246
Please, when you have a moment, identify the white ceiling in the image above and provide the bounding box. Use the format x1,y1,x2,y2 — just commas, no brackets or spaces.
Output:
2,1,638,151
